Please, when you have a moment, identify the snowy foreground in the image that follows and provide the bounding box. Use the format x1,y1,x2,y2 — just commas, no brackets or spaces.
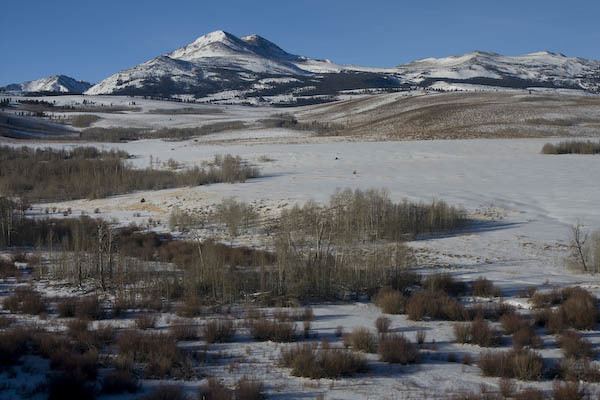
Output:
3,134,600,399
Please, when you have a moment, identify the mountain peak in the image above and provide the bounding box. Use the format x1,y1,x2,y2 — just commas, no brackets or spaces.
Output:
169,30,249,61
191,30,238,45
1,75,92,93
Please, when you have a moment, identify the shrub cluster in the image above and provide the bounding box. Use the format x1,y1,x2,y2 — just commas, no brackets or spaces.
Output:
530,287,573,308
453,319,501,347
248,319,295,342
280,188,468,243
280,343,368,378
375,316,391,334
343,327,377,353
472,277,501,297
558,330,595,359
81,120,246,142
511,325,542,349
259,113,342,135
70,114,101,128
378,334,420,364
0,327,30,367
374,287,406,314
203,319,236,343
479,349,544,380
75,295,104,320
551,381,586,400
2,286,47,315
406,290,467,321
170,320,199,341
215,197,258,237
557,358,600,383
542,140,600,155
544,288,597,332
116,331,191,378
0,146,259,201
135,313,157,330
57,297,77,317
499,313,528,335
423,273,468,297
1,327,103,396
0,257,17,278
273,307,314,322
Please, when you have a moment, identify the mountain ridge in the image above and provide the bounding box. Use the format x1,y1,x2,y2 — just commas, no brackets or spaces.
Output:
85,31,599,103
6,31,600,102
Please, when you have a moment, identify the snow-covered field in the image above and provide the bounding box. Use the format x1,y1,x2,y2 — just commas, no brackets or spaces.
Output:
15,135,600,299
3,98,600,398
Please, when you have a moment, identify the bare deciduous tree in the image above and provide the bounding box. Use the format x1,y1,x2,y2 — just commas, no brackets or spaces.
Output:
570,223,589,272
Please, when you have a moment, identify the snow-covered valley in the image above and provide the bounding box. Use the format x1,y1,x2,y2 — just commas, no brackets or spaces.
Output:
2,95,600,399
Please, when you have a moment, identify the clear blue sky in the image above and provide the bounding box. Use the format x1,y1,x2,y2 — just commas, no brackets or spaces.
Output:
1,0,599,85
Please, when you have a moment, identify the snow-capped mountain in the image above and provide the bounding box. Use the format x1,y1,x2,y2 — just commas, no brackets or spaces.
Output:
85,30,600,103
398,51,600,91
85,30,404,101
1,75,92,94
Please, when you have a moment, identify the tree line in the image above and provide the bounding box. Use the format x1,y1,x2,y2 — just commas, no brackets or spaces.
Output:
0,146,259,202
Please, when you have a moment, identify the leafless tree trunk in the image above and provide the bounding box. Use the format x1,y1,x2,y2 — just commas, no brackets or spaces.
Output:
571,223,589,272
